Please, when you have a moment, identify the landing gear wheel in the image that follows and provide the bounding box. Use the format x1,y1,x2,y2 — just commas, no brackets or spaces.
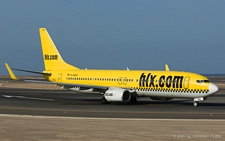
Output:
193,102,198,107
101,97,110,104
129,96,137,104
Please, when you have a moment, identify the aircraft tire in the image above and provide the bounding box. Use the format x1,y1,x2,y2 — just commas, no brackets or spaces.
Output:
193,102,198,107
129,96,137,104
101,97,110,104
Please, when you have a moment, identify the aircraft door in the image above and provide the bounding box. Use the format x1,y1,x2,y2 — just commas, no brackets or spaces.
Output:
58,73,62,82
118,77,122,85
183,76,190,89
123,77,127,85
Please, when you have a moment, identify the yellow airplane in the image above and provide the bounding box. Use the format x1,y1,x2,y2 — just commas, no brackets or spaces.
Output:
5,28,219,106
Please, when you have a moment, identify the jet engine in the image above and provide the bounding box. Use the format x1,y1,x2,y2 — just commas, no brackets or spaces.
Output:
104,89,131,102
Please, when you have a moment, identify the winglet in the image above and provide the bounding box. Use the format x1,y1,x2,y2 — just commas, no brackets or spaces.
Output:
165,64,170,71
5,63,19,80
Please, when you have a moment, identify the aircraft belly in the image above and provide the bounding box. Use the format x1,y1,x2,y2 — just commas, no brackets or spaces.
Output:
182,93,198,98
137,90,199,98
137,91,172,97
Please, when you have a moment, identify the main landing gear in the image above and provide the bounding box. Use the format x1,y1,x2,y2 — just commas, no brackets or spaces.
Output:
101,97,111,104
128,96,137,104
101,96,137,104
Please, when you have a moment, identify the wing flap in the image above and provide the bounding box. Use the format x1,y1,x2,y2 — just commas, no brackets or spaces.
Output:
24,80,108,90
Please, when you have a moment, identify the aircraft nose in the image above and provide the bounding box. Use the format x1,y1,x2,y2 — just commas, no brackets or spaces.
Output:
208,83,219,94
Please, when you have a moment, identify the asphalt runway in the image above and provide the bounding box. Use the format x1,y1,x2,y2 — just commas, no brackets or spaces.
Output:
0,86,225,119
0,80,225,141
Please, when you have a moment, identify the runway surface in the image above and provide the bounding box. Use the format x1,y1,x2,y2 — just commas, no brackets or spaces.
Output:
0,80,225,141
0,86,225,119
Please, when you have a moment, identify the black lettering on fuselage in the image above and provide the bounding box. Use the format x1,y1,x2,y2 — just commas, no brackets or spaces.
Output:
146,73,150,87
139,73,146,87
166,76,173,88
172,76,184,88
159,75,165,87
149,75,156,87
139,73,184,89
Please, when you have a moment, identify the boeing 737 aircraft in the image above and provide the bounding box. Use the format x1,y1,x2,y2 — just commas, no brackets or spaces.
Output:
5,28,219,106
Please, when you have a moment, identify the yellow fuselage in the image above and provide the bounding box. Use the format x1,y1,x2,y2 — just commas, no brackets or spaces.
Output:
44,69,211,98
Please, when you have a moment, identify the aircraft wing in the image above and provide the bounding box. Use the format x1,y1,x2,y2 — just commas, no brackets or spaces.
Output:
24,80,109,90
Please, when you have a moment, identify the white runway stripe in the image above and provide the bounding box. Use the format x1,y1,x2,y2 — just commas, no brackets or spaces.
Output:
2,95,54,101
0,114,224,122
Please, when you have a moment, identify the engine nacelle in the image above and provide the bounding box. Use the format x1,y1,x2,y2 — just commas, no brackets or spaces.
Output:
105,89,131,102
150,97,173,101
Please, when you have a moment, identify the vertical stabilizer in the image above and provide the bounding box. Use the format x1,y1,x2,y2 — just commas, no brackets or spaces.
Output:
39,28,79,71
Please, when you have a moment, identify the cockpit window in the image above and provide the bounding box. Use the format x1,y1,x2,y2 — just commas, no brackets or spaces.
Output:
196,80,210,83
196,80,203,83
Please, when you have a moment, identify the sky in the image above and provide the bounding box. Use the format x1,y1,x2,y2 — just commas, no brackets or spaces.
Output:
1,0,225,75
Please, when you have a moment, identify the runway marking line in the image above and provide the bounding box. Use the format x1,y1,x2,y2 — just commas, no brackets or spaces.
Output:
0,106,225,115
0,104,225,115
0,114,225,121
2,95,54,101
0,86,59,90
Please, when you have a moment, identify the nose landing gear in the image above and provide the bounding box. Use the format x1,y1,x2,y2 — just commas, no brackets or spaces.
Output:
193,97,204,107
193,101,198,107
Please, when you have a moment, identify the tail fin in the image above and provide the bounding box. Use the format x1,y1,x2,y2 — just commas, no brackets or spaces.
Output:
39,28,79,71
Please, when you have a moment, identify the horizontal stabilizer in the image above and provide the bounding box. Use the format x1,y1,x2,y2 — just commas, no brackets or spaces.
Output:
5,63,51,81
5,63,18,80
11,68,51,75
